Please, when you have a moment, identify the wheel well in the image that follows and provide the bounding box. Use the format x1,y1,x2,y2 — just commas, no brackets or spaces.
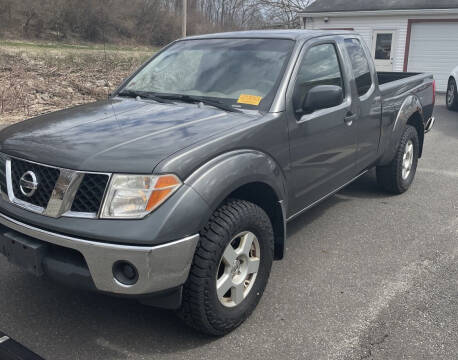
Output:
227,182,285,260
407,112,424,158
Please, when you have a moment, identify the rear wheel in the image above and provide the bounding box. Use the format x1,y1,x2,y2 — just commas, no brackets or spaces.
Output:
178,199,274,335
376,125,419,194
447,78,458,111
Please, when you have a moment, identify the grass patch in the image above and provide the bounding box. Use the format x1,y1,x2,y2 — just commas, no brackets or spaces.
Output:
0,39,157,53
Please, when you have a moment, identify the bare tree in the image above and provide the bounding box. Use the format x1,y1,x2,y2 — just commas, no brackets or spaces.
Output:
256,0,314,28
0,0,14,25
1,0,311,44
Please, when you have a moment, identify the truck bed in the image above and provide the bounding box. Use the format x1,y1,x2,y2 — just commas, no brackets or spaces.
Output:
377,71,435,125
377,71,434,99
377,71,421,85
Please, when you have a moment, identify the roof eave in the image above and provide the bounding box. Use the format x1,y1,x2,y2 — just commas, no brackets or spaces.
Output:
299,8,458,17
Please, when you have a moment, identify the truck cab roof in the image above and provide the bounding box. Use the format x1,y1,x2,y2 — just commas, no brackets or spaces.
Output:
184,29,355,41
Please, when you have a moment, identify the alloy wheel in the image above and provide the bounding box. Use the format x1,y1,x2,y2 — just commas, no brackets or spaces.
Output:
401,139,414,180
216,231,260,308
447,82,455,106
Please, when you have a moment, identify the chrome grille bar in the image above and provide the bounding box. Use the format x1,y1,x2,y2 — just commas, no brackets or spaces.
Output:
44,169,85,218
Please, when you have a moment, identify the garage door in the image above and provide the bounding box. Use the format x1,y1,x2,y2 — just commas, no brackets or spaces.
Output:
407,22,458,92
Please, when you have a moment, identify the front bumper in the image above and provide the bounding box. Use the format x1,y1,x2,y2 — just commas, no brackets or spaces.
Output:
0,211,198,295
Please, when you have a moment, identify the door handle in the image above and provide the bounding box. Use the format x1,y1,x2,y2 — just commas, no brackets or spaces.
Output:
344,112,357,126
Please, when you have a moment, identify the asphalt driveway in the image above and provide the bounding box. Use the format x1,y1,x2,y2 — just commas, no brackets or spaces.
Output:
0,96,456,360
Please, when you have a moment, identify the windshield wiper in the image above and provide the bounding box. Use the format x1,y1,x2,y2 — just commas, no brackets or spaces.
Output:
117,90,173,104
156,94,242,113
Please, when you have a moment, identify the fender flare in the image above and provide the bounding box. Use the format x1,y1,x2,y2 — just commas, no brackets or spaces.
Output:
184,149,288,259
378,95,424,165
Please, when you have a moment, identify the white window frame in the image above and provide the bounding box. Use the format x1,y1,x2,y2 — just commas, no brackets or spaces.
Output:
371,30,396,71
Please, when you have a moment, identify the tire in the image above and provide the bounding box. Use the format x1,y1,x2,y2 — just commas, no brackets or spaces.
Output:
376,125,419,194
178,199,274,336
446,78,458,111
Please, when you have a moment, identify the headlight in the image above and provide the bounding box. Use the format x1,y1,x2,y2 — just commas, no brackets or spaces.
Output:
100,174,181,219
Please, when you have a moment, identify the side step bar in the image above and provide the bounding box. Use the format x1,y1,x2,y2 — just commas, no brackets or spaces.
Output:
425,116,435,133
0,332,44,360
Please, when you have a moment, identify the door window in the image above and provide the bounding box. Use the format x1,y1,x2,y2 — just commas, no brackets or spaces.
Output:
344,38,373,96
293,43,344,116
374,33,393,60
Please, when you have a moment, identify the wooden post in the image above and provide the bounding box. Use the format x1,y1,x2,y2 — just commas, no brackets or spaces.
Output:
182,0,187,37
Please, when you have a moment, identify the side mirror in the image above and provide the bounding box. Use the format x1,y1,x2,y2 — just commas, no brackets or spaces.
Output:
302,85,343,114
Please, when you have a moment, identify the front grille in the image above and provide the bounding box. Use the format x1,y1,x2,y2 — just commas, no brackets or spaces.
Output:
0,155,110,218
11,158,60,208
71,174,109,213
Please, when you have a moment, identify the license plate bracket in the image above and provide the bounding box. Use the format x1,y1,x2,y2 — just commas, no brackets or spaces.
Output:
0,231,47,276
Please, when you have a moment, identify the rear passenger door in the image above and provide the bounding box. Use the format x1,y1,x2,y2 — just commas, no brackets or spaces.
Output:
342,37,382,171
286,38,357,215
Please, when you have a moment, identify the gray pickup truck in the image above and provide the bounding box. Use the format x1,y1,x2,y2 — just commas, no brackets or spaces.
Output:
0,30,435,335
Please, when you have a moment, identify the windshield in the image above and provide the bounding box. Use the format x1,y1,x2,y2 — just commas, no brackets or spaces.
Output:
120,38,295,111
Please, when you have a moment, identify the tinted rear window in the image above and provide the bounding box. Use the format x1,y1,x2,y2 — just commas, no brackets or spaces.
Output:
344,39,373,96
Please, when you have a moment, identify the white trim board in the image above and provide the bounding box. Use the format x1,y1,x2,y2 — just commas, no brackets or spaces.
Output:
299,8,458,18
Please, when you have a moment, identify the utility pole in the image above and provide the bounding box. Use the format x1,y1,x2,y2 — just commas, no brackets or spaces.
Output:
182,0,187,37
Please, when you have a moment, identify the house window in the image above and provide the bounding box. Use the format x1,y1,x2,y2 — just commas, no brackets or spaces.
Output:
374,33,393,60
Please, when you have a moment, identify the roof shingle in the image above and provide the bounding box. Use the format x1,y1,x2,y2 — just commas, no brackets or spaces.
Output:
303,0,458,13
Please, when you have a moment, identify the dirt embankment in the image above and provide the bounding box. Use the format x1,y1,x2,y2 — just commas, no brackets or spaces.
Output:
0,45,151,125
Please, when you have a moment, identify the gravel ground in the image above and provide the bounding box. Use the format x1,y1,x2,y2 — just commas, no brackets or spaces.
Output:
0,96,456,360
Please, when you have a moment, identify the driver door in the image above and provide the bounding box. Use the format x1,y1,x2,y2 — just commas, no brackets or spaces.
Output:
286,39,358,216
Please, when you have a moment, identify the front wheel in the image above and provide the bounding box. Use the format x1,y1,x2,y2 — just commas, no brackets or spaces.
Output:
376,125,419,194
446,78,458,111
178,199,274,335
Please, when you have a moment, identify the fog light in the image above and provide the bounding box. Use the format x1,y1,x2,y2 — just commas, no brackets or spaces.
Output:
113,261,139,285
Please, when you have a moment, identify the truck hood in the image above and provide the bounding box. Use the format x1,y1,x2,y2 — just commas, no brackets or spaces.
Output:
0,98,257,173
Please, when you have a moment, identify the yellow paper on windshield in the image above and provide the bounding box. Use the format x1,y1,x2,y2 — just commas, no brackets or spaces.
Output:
237,94,262,106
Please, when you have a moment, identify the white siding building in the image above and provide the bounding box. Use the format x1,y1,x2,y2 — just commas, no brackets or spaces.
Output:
299,0,458,91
